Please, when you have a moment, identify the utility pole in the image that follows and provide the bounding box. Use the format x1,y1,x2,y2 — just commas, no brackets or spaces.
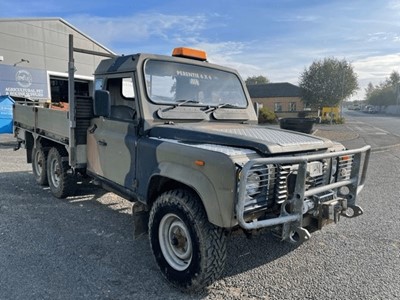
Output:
397,82,400,115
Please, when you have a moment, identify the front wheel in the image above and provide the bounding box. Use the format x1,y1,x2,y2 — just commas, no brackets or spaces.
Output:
47,147,76,198
149,189,227,291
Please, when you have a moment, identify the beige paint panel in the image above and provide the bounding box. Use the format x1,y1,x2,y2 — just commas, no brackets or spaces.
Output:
155,142,238,228
87,118,135,187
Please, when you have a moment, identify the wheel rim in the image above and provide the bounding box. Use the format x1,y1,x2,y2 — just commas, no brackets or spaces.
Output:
159,213,192,271
33,150,43,176
49,157,61,188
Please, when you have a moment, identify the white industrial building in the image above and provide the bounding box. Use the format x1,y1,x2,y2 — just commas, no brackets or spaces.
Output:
0,18,115,102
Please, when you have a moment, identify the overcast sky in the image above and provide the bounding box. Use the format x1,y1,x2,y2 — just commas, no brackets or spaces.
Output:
1,0,400,100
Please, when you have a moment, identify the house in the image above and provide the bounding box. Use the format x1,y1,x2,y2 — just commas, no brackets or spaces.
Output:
247,82,305,118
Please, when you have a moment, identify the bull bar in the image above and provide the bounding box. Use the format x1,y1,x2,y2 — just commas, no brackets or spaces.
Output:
236,145,371,241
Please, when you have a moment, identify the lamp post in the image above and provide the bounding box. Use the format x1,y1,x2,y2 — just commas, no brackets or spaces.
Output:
397,83,400,115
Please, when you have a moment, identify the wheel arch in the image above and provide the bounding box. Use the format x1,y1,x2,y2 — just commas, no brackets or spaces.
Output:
146,164,227,228
27,134,68,162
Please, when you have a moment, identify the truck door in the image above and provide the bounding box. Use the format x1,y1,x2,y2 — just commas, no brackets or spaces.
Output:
87,77,138,190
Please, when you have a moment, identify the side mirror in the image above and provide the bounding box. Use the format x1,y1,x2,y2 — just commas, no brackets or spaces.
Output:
93,90,111,117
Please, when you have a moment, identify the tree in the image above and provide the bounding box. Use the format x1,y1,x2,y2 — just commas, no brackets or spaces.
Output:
388,70,400,86
245,75,269,85
365,82,375,99
366,70,399,106
299,57,358,108
368,86,394,106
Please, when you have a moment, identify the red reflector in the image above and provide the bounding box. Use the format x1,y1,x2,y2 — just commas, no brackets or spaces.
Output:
341,155,351,161
194,160,205,166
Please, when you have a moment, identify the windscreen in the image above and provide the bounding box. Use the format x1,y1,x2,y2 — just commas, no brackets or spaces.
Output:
144,60,248,108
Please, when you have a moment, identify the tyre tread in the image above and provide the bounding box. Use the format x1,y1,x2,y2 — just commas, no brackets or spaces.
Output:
47,147,76,198
32,146,48,186
149,189,227,291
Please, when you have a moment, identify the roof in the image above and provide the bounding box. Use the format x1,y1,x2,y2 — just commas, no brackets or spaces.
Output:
0,17,115,55
0,95,15,103
247,82,302,98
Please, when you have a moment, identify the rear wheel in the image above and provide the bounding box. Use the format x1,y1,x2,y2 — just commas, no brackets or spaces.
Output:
47,147,76,198
32,146,48,186
149,189,227,291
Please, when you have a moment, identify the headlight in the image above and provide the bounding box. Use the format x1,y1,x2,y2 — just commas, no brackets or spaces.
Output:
246,172,261,196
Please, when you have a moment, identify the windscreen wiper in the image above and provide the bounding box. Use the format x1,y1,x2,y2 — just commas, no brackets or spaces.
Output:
160,99,201,113
174,99,200,108
205,103,241,112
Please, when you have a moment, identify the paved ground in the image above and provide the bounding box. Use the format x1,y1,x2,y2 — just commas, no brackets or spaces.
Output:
313,125,359,142
1,121,400,299
313,122,400,151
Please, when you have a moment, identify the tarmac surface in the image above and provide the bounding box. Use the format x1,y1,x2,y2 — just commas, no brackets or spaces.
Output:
312,122,400,151
1,119,400,299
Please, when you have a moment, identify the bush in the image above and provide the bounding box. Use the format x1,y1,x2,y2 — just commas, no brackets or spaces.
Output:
320,117,345,124
258,107,277,124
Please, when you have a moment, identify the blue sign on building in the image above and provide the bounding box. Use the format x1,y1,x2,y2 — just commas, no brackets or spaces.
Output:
0,64,49,99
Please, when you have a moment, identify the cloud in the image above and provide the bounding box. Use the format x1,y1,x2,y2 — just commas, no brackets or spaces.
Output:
185,41,262,78
367,32,400,42
354,53,400,79
387,0,400,10
350,53,400,99
0,0,397,85
279,15,320,23
66,13,208,47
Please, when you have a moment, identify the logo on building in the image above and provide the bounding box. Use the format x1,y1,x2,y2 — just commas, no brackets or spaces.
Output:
15,70,33,88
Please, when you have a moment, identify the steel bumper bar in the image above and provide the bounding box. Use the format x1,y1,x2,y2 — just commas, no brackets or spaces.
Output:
236,145,371,231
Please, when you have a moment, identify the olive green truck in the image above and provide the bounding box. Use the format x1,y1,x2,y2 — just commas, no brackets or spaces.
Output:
13,37,370,291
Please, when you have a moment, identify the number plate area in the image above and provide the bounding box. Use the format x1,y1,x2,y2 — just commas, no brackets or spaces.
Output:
307,161,323,177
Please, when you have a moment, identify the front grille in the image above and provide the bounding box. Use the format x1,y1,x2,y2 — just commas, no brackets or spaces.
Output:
243,155,354,214
276,165,290,204
275,160,329,204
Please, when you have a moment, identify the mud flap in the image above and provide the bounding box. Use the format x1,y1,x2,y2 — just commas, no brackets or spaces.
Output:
132,203,149,239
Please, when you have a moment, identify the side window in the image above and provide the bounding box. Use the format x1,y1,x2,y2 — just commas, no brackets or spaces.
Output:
122,77,135,98
289,102,297,112
95,78,103,90
106,77,136,122
274,102,282,112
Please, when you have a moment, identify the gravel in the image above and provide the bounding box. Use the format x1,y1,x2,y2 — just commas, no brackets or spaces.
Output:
1,133,399,299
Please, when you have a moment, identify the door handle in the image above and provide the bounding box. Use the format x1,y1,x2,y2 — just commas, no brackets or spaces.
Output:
88,124,97,134
97,140,107,146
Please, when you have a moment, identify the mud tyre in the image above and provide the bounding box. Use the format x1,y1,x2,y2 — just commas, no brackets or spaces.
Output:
32,146,48,186
47,147,76,198
148,189,227,291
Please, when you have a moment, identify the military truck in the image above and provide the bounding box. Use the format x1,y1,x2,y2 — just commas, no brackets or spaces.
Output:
13,35,370,291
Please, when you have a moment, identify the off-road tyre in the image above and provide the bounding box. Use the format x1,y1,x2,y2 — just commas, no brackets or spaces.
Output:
47,147,76,198
148,189,227,291
32,146,48,186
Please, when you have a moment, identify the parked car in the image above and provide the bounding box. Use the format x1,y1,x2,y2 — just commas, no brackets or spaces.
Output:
363,105,378,114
